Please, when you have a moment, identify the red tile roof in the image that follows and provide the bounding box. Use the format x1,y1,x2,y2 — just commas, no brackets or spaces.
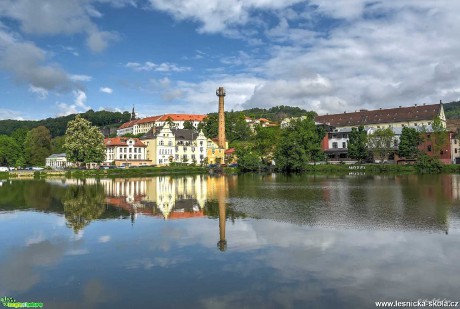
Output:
118,114,206,129
315,103,441,127
104,137,146,147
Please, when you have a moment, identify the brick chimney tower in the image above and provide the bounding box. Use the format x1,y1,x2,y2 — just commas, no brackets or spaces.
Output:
216,87,226,149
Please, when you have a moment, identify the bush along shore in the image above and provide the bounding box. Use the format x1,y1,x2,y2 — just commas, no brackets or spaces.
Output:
1,166,208,179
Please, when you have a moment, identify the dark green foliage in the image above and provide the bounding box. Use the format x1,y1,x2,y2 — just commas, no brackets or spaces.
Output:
51,136,66,154
443,101,460,119
0,135,21,166
274,116,326,172
235,147,261,172
348,125,368,162
198,111,252,142
0,110,131,137
183,120,196,131
244,105,316,122
24,126,52,166
398,127,422,159
414,154,443,173
252,126,281,164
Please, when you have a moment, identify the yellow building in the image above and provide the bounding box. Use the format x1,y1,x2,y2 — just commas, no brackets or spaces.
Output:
206,138,227,164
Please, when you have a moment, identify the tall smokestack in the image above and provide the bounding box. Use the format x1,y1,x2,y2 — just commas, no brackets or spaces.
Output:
216,87,226,149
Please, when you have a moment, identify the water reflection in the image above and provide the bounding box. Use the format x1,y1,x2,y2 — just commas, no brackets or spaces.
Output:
2,175,460,308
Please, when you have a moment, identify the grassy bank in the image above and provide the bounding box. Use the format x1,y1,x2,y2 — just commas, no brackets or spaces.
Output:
68,166,207,178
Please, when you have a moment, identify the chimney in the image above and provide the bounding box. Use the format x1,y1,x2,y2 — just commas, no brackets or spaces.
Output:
415,104,417,106
216,87,226,149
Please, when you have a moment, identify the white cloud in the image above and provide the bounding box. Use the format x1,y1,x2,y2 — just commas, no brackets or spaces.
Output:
0,0,121,53
28,85,48,99
0,108,24,120
70,74,93,82
56,90,91,116
99,87,113,94
125,61,190,72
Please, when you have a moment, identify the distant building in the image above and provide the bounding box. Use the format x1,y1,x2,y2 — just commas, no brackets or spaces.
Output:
45,153,74,169
117,114,206,136
207,138,226,164
103,137,150,167
315,102,446,130
245,117,278,131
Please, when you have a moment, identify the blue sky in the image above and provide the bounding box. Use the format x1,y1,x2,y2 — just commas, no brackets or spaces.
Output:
0,1,459,120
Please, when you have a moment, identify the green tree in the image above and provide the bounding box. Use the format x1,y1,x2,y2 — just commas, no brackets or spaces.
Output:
199,112,252,142
51,135,66,154
11,128,28,166
0,135,21,166
235,146,261,172
24,126,52,166
432,115,448,158
64,115,105,165
252,126,280,164
274,116,325,172
398,127,422,159
367,128,395,163
183,120,196,131
348,125,368,162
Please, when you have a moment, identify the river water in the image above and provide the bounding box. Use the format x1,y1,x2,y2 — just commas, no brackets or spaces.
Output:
1,174,460,308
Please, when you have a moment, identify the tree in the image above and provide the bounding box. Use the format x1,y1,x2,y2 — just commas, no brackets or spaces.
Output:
10,128,28,166
0,135,21,166
64,115,105,165
432,115,448,158
252,126,280,165
274,116,325,172
367,128,395,163
24,126,52,166
51,136,66,154
235,146,261,171
199,112,252,142
183,120,196,131
348,125,368,162
398,127,422,159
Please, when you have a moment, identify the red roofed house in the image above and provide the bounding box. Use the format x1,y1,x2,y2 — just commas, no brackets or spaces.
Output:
117,114,206,136
103,137,151,167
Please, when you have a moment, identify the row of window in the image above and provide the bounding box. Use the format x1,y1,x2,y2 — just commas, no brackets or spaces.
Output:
119,147,143,153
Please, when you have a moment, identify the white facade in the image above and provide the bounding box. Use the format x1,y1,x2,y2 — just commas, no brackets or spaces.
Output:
142,124,208,166
104,138,147,163
45,153,74,169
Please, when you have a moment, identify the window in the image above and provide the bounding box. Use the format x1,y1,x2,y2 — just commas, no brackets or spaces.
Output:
134,155,137,159
129,154,132,159
200,141,203,146
441,150,444,155
200,147,203,152
394,140,398,147
168,141,172,146
342,134,347,138
427,145,432,152
175,146,178,151
455,140,458,145
160,140,164,146
192,147,195,152
183,146,187,151
414,123,418,126
332,142,338,149
200,154,204,159
159,159,162,164
455,148,458,154
129,148,132,153
175,154,179,160
192,154,196,160
134,148,137,153
342,142,346,148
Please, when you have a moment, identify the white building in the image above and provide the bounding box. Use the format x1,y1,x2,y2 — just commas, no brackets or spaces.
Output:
117,114,206,136
103,137,150,167
45,153,74,169
141,124,208,165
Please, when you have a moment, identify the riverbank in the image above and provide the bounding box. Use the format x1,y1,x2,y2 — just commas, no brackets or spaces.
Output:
1,164,458,180
1,166,208,179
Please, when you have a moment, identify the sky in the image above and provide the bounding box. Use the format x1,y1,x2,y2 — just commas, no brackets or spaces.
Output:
1,1,460,120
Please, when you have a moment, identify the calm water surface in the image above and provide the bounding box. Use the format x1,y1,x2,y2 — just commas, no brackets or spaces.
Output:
1,174,460,308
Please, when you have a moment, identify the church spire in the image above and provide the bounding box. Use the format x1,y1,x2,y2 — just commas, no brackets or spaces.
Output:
131,105,136,121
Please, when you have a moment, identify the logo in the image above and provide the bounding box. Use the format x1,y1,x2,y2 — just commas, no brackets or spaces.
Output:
0,297,43,308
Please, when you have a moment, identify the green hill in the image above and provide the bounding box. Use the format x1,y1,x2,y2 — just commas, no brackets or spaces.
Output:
0,109,131,137
443,101,460,119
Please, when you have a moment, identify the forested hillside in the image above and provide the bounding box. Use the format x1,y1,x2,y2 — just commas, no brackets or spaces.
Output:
242,105,314,122
443,101,460,119
0,110,131,137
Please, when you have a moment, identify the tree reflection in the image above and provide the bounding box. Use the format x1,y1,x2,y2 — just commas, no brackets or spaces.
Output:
63,182,106,233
